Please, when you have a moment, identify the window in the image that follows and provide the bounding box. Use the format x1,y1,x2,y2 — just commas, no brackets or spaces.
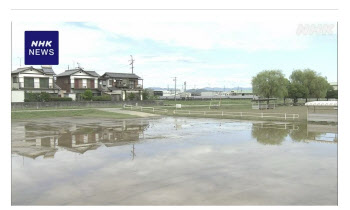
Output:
109,80,112,85
24,77,34,88
40,78,49,88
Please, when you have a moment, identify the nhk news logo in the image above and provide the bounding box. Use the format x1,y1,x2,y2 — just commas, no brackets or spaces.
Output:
25,31,59,65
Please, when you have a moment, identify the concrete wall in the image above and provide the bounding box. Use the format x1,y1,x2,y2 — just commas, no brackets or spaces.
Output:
12,90,25,102
11,100,163,110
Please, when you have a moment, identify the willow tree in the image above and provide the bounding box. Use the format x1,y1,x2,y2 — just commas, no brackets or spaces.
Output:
252,70,288,103
290,69,329,101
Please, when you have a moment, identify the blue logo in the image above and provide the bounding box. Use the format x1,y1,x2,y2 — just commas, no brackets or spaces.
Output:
25,31,59,65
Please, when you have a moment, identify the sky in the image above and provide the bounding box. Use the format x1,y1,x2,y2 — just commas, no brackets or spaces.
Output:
11,21,337,89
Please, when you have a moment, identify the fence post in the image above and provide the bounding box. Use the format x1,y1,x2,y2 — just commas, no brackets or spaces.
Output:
261,112,263,118
292,114,294,120
153,107,155,112
222,111,224,116
173,110,175,114
189,110,191,115
285,113,287,120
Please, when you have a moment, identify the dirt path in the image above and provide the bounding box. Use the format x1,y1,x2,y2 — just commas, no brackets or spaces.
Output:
97,108,160,118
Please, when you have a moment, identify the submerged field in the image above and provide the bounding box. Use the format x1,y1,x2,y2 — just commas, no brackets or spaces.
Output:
11,117,337,205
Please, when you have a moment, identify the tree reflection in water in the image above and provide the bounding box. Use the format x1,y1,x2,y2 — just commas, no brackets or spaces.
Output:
251,123,290,145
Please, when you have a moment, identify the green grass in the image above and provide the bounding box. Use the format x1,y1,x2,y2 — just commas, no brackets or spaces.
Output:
11,109,137,120
12,104,124,111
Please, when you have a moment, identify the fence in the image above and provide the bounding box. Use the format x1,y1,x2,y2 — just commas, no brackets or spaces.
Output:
173,110,299,120
123,104,169,113
123,105,299,121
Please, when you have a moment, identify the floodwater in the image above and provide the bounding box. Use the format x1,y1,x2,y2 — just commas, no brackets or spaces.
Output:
11,117,337,205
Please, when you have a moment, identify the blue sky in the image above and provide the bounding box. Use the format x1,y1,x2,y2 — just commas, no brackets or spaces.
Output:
12,21,337,89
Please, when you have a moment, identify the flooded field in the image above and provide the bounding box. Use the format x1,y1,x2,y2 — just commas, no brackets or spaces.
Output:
11,117,337,205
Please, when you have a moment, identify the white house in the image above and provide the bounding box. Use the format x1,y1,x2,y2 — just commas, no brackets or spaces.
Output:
11,66,60,102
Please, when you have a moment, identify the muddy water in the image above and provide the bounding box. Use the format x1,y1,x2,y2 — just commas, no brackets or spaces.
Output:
11,117,337,205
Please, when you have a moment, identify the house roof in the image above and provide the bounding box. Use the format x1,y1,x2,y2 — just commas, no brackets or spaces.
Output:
11,66,56,75
103,72,141,79
56,68,100,77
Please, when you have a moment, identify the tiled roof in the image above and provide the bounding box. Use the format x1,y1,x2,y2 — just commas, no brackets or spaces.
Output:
11,66,56,75
103,72,141,79
56,68,100,77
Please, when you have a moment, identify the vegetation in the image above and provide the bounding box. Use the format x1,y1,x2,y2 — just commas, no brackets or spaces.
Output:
24,92,72,102
48,97,73,101
289,69,329,101
128,92,136,100
252,70,288,102
326,86,338,100
92,95,112,101
82,89,93,101
11,109,137,120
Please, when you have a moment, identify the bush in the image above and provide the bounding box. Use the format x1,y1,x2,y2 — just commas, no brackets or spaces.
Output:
48,97,73,101
128,92,136,100
82,89,93,101
92,95,112,101
24,92,51,102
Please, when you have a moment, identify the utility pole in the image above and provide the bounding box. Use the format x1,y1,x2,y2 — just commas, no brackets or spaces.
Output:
172,77,177,101
184,81,186,92
129,55,135,74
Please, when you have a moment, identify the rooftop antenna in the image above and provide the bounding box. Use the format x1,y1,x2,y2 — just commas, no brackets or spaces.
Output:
129,55,135,74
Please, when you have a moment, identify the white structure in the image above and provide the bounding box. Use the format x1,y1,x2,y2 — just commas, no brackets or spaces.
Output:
305,101,338,122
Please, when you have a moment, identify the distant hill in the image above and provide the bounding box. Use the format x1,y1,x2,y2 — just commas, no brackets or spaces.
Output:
147,86,252,93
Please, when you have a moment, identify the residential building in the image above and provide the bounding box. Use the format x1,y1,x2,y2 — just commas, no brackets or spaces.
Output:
99,72,143,101
11,66,60,102
56,67,100,101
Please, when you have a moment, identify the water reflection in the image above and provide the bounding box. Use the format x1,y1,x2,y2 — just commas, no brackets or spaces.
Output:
12,120,149,159
251,122,338,145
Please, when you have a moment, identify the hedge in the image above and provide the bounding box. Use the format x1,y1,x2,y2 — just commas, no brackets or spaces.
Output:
48,97,73,101
92,95,112,101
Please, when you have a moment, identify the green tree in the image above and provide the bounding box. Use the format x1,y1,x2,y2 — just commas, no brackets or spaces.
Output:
287,82,307,104
142,89,152,100
252,70,288,103
289,69,329,101
326,85,338,100
82,89,93,101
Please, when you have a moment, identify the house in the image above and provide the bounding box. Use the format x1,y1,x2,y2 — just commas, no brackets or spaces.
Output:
11,66,60,102
99,72,144,101
56,67,100,101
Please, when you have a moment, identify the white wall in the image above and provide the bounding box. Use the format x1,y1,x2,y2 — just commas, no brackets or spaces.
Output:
12,90,25,102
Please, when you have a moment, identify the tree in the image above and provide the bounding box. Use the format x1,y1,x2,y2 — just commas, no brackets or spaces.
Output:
326,85,338,100
252,70,288,103
289,69,329,101
82,89,93,101
287,82,307,104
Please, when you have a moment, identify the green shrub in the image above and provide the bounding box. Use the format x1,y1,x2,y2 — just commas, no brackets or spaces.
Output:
48,97,73,101
128,92,136,100
82,89,93,101
24,92,51,102
92,95,112,101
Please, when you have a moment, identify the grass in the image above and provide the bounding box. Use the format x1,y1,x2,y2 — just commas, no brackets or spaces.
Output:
126,99,314,122
11,109,138,120
12,104,124,111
